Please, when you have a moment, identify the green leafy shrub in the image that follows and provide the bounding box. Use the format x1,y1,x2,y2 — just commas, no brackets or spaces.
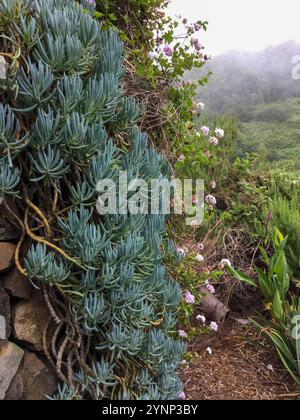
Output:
0,0,185,400
229,228,300,384
91,0,210,162
266,193,300,276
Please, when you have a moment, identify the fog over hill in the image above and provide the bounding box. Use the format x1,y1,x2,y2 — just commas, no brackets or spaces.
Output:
187,41,300,119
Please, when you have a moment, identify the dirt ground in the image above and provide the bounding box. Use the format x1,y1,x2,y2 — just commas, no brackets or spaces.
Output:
180,317,300,400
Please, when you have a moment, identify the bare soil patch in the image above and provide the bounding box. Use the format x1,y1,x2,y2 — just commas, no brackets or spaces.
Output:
181,318,300,400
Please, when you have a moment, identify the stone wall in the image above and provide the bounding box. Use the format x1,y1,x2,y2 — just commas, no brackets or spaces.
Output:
0,208,57,400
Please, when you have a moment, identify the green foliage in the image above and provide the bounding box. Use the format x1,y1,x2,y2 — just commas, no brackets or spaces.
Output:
229,227,300,384
176,115,237,180
266,193,300,276
237,99,300,165
90,0,210,163
1,0,185,400
0,161,20,203
94,0,208,82
230,228,290,310
25,243,70,285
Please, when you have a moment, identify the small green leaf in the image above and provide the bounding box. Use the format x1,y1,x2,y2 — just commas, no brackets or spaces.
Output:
272,290,284,320
227,266,257,288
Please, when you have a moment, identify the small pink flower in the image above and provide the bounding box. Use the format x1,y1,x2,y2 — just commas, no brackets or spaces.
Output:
177,247,186,258
194,40,203,51
184,290,195,304
178,391,186,400
197,243,204,251
210,321,218,332
196,314,206,324
194,23,201,31
201,126,210,136
205,194,217,206
191,37,198,46
192,195,199,205
220,259,232,269
191,37,202,50
196,102,205,110
215,128,225,138
210,180,216,190
180,359,188,366
177,154,185,162
163,45,173,57
205,280,215,295
209,136,219,146
86,0,96,7
207,284,215,294
148,50,158,60
178,330,188,338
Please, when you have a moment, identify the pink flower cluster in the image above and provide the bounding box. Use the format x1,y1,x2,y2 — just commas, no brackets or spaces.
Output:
183,18,203,37
198,126,225,146
197,243,204,251
177,247,186,258
163,44,173,57
200,126,210,136
205,279,215,295
219,259,232,269
177,154,185,162
210,180,216,190
191,37,203,52
215,128,225,138
178,329,188,338
196,314,206,324
209,137,219,146
205,194,217,207
86,0,96,7
210,321,218,332
184,290,195,304
148,44,174,60
196,313,219,332
178,390,186,400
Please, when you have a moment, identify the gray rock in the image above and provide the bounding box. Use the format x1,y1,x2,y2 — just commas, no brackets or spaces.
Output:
0,225,20,242
0,340,24,400
0,317,6,340
199,286,230,322
0,242,16,273
233,318,251,326
13,289,52,351
0,56,7,80
4,369,23,400
0,202,22,241
0,287,11,338
5,351,57,400
2,268,32,300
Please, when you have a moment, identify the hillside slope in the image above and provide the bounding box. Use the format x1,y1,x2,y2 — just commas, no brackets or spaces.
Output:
187,41,300,116
237,98,300,165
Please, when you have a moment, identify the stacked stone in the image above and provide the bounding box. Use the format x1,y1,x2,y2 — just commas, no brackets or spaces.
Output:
0,202,57,400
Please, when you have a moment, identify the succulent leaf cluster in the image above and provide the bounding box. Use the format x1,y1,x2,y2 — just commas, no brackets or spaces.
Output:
0,0,185,400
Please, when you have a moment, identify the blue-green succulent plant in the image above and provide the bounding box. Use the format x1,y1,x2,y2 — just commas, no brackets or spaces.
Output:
0,0,185,400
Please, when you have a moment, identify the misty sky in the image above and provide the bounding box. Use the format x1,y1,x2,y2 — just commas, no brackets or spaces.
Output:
168,0,300,56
